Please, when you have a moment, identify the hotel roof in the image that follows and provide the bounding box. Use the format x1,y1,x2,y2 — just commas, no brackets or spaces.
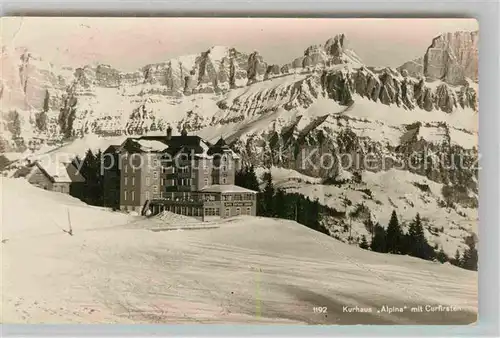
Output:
199,184,258,194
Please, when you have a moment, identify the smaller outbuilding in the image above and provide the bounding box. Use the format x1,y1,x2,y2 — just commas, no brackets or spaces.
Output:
13,160,85,194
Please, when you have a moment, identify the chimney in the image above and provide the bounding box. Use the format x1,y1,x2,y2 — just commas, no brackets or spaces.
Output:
166,125,172,140
181,125,188,137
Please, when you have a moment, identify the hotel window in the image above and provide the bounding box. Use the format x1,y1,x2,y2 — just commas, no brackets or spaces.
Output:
146,191,150,200
222,166,227,171
124,177,128,185
246,207,251,214
124,190,127,201
153,185,158,193
124,164,128,173
234,194,242,201
153,171,158,179
132,177,135,186
204,178,208,187
236,207,241,215
146,177,150,185
153,159,158,167
225,208,230,217
204,208,220,216
131,191,135,201
222,178,227,184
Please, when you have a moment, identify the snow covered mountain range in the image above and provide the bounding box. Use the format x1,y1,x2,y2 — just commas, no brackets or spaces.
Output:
0,31,479,256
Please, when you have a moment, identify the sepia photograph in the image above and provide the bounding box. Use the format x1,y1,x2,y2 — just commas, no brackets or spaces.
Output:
0,17,478,325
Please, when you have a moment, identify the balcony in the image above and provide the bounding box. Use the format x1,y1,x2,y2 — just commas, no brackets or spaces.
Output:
165,172,192,179
165,186,193,193
152,191,220,204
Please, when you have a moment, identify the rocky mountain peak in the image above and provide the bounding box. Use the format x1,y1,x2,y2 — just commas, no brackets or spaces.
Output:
424,30,478,85
285,34,363,73
399,30,478,86
324,33,347,57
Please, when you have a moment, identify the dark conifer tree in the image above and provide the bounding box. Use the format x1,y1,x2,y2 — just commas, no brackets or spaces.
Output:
359,235,369,250
35,111,48,132
245,166,261,192
274,188,287,218
436,248,448,263
294,194,304,223
300,196,312,226
281,192,296,220
370,223,387,253
407,213,428,258
258,171,275,217
70,149,104,206
452,249,462,267
8,110,21,137
386,210,403,254
235,167,246,187
310,198,321,229
43,89,50,112
461,238,478,271
364,215,375,243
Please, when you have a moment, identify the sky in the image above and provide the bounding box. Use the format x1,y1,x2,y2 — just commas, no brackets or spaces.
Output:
1,17,478,71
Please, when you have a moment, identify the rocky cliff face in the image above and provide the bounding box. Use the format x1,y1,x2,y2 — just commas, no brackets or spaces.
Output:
210,67,478,190
1,47,71,112
282,34,364,73
399,31,478,85
137,46,253,96
1,31,478,155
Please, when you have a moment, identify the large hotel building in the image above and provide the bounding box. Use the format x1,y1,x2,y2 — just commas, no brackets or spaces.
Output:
102,126,258,221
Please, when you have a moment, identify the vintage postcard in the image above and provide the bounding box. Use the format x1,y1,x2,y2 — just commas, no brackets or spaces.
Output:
1,17,478,324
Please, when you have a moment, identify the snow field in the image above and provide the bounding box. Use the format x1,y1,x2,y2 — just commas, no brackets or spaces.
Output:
1,177,477,324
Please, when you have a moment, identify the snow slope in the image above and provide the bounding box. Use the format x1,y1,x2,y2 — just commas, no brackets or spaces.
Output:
0,178,133,241
260,167,477,257
1,178,477,324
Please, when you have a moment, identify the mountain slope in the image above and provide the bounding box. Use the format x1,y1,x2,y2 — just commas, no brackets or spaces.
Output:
1,177,477,324
0,31,479,255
